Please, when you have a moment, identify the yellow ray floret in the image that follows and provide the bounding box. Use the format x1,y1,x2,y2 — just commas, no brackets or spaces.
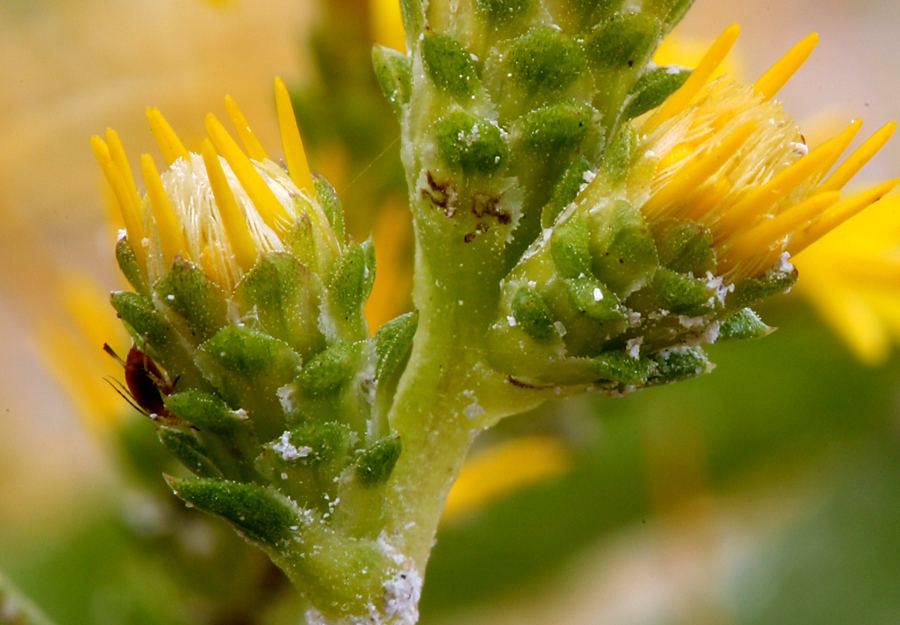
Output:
224,95,269,162
721,191,839,273
146,107,190,166
105,129,142,216
200,139,259,273
89,134,112,174
642,121,755,218
643,23,740,134
140,154,187,266
715,124,857,238
818,121,898,193
96,150,146,271
753,32,819,101
371,0,407,52
274,77,316,198
205,113,292,234
789,178,900,256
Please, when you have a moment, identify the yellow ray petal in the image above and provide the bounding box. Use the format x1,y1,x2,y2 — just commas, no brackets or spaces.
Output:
274,76,316,198
753,32,818,101
371,0,406,52
200,138,258,273
798,273,889,366
790,178,900,255
89,135,112,172
818,121,898,193
34,320,126,430
643,24,740,134
442,436,572,525
224,95,269,162
104,161,146,272
205,113,291,234
105,128,141,214
146,107,190,165
141,154,187,266
642,121,755,218
716,125,857,237
720,191,839,273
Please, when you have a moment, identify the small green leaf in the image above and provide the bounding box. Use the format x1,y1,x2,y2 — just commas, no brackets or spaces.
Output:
235,252,323,357
623,65,691,120
587,350,657,385
165,390,246,435
374,311,418,381
509,27,586,95
650,345,712,384
330,242,375,314
372,44,413,119
110,290,173,347
516,101,593,160
589,199,659,296
565,276,625,321
167,477,299,546
475,0,532,26
356,436,402,486
729,264,798,310
719,308,773,340
299,342,362,397
434,110,507,177
586,12,661,69
653,219,715,276
200,326,297,378
115,236,149,297
551,215,592,279
421,31,478,99
602,124,637,184
512,284,556,341
158,426,224,478
312,174,345,246
542,157,591,228
283,421,346,466
155,258,228,343
654,267,715,316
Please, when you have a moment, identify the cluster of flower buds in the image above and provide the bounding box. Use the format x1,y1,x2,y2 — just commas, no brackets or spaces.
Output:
379,0,896,395
92,80,419,619
94,0,897,621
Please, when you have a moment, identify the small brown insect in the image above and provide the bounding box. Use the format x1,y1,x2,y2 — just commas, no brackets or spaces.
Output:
104,344,177,419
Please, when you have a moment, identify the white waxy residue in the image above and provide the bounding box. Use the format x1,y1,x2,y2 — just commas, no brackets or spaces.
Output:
272,430,312,461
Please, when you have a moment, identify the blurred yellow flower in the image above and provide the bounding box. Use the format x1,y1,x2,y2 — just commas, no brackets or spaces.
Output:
793,196,900,365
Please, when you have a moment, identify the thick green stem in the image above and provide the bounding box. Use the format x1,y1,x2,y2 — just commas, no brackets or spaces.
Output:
380,207,569,571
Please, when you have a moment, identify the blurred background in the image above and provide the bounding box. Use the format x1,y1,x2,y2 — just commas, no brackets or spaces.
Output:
1,0,899,623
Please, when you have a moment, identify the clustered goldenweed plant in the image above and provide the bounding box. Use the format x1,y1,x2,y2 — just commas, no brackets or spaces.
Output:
71,0,898,622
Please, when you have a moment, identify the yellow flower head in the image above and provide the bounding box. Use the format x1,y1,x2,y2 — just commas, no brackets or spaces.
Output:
91,78,338,292
584,25,898,283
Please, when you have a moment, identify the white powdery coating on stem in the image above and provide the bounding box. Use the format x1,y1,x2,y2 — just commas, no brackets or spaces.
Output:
683,320,721,347
272,430,311,461
705,271,735,307
462,389,486,419
626,336,643,359
775,251,794,274
305,537,422,625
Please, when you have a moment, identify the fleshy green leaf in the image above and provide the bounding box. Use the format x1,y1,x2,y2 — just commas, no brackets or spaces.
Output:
356,436,402,486
374,311,419,381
